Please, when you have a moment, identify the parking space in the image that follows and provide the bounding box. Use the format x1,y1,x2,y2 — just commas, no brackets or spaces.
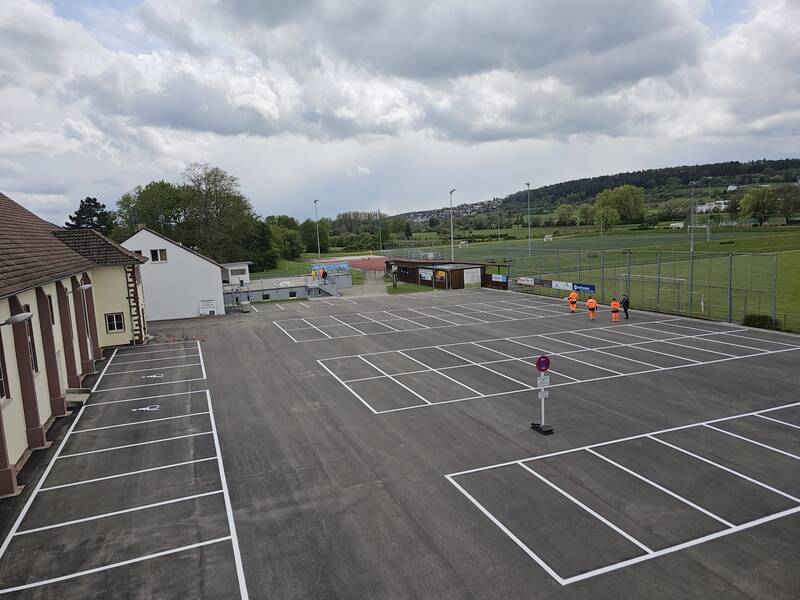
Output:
320,318,800,414
0,342,247,598
447,401,800,585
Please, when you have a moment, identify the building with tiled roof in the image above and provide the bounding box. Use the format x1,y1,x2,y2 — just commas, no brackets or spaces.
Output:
0,192,148,497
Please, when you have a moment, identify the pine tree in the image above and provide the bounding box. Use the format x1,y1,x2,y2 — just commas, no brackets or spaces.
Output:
65,197,113,235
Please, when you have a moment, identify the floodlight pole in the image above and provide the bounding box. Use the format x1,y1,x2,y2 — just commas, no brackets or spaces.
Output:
449,188,456,261
705,176,712,241
313,199,321,260
497,198,501,244
526,182,531,255
377,210,383,253
689,181,698,253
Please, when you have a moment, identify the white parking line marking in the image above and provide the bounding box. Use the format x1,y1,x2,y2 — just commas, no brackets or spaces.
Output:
87,389,209,406
58,432,213,458
40,457,219,491
95,377,206,392
112,353,201,366
703,424,800,461
15,490,224,536
72,411,210,434
105,363,202,375
518,462,653,554
0,537,232,595
756,414,800,430
359,356,431,404
316,360,378,415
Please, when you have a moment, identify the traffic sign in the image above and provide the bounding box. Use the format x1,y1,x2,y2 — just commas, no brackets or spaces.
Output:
535,355,550,372
537,376,550,387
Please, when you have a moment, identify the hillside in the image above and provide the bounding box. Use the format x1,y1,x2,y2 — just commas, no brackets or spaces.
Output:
397,158,800,222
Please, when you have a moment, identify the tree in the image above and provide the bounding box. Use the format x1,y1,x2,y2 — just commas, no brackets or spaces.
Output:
775,184,800,224
65,197,113,235
404,220,412,239
576,203,595,226
113,181,189,241
594,185,646,223
594,206,621,232
555,204,575,226
249,220,279,271
740,187,778,226
299,219,318,253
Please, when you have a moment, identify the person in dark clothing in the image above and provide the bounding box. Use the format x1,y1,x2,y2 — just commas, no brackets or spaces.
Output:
321,268,328,284
621,294,630,319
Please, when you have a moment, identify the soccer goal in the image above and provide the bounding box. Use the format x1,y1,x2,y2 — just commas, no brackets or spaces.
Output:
615,273,687,312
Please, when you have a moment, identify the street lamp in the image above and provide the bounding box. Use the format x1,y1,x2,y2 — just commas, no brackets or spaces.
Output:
689,180,699,253
526,182,531,255
313,199,321,261
1,312,33,326
449,188,456,261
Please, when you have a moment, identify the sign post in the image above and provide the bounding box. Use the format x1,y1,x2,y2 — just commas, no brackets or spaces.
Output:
531,355,554,435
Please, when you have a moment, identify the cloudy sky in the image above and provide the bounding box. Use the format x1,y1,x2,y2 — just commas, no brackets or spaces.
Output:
1,0,798,224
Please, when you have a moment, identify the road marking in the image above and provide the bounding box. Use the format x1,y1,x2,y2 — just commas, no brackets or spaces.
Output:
359,356,431,404
95,377,206,392
58,432,213,458
301,318,332,339
87,389,209,406
15,490,223,536
0,537,232,595
316,360,378,415
703,424,800,461
72,411,210,434
40,457,219,491
755,414,800,430
105,363,201,375
112,353,200,366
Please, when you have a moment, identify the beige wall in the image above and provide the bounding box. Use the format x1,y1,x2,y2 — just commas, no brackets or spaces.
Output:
0,298,34,466
15,289,51,430
89,266,133,348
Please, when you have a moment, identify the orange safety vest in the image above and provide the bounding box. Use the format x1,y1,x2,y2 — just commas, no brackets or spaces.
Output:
568,292,578,303
611,300,620,312
586,298,597,310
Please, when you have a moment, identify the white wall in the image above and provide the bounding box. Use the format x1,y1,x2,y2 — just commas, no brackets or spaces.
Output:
122,230,225,320
89,266,134,348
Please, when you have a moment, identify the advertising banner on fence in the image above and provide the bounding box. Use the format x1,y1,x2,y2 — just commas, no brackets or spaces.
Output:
419,268,433,281
515,277,595,294
552,280,573,291
516,276,537,286
492,274,508,283
573,283,596,293
312,262,350,274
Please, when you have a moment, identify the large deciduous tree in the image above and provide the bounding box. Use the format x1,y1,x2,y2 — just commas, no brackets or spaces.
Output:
740,187,778,226
594,185,646,224
65,197,113,235
775,184,800,224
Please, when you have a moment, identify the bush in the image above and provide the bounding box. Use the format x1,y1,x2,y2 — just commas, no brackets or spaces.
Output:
742,314,781,330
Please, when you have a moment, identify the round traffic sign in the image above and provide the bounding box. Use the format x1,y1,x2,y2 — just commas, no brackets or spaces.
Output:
535,355,550,372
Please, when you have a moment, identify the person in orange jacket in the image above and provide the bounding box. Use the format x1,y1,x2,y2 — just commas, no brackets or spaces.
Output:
610,297,621,322
586,296,597,320
567,290,579,313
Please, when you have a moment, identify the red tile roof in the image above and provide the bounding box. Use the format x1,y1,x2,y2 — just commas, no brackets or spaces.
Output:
54,229,146,266
0,193,142,298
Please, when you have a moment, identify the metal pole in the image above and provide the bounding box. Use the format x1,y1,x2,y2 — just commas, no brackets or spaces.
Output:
497,198,501,244
772,254,778,325
626,250,631,297
313,199,321,260
688,250,694,316
600,250,605,302
556,249,560,280
727,253,733,323
377,210,383,253
577,251,581,284
689,180,697,253
449,188,456,261
541,392,545,427
537,247,541,278
526,182,531,255
656,250,662,309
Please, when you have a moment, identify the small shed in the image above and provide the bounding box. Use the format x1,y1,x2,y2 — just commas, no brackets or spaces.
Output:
385,259,490,290
221,261,253,285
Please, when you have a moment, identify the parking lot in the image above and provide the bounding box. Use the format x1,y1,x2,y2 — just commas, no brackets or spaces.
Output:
0,287,798,598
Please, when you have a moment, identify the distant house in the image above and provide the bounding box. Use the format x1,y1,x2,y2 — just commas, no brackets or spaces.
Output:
726,185,738,192
670,222,685,229
221,261,253,285
121,228,225,320
0,192,146,496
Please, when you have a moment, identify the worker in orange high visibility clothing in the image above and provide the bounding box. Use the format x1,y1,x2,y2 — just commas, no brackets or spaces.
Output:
567,290,579,313
586,296,598,320
610,297,621,322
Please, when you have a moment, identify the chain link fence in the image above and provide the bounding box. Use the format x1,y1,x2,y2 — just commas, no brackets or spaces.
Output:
384,243,795,330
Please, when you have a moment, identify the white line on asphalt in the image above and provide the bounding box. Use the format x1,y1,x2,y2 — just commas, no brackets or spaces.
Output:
703,424,800,460
72,411,210,434
104,363,202,375
94,377,206,392
87,389,209,406
197,340,207,379
316,360,378,414
58,432,213,458
755,414,800,430
15,490,223,536
39,457,219,491
397,351,483,397
272,320,299,343
359,356,431,404
111,353,201,366
329,315,367,334
204,389,250,599
0,537,232,595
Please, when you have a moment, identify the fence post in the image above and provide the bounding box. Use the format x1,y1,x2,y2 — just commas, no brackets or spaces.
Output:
689,250,694,317
600,250,605,302
626,250,631,297
577,251,581,284
656,251,662,309
727,253,734,323
537,248,541,278
556,249,560,280
772,254,778,325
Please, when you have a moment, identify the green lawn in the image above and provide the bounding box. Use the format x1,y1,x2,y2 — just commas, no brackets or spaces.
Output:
250,258,312,279
387,282,435,295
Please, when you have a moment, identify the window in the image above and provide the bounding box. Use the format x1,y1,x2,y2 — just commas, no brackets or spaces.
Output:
289,291,297,298
230,268,247,276
133,250,143,256
262,293,270,300
47,294,55,325
22,304,38,373
105,313,125,333
150,249,167,262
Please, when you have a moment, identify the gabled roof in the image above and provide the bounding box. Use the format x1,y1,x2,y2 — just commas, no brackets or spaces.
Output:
0,193,96,298
123,227,221,267
54,228,147,266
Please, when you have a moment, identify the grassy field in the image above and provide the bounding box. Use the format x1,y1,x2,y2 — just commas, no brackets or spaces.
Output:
387,282,435,295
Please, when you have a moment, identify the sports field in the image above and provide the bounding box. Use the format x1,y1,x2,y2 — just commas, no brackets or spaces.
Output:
1,288,797,598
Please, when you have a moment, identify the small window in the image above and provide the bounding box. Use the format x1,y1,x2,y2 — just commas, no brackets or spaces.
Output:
230,268,247,276
105,313,125,333
134,250,143,256
262,293,270,300
289,291,297,298
22,304,38,372
150,249,167,262
47,294,55,325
